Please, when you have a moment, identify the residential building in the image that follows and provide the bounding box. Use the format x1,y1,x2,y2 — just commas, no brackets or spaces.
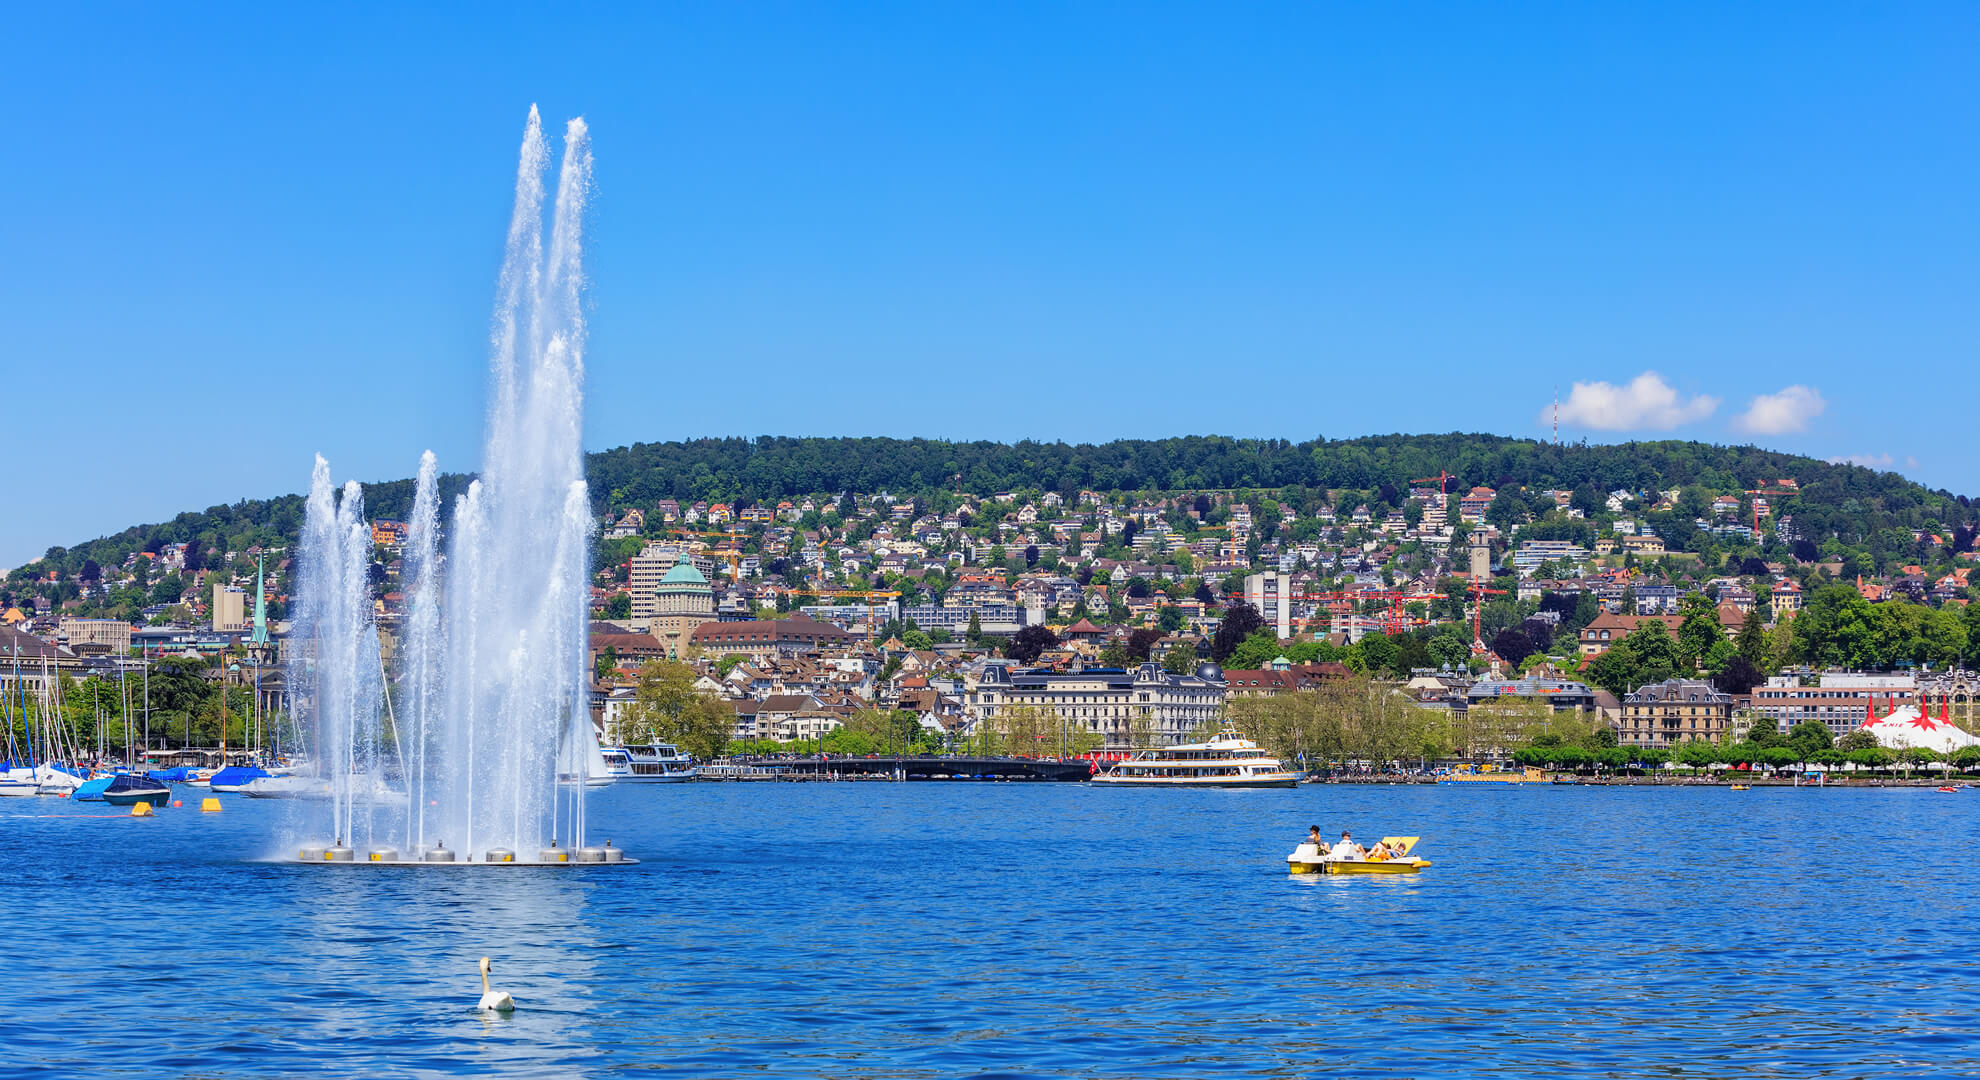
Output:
1513,540,1588,577
1222,662,1353,698
969,661,1226,749
589,627,668,672
1577,612,1685,656
1620,679,1735,747
1243,571,1294,640
1918,670,1980,734
1632,585,1681,615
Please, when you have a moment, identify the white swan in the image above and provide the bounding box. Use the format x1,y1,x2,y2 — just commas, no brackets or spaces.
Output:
477,957,515,1013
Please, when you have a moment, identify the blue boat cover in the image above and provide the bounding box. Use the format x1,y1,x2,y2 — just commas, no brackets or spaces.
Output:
73,777,114,801
209,766,270,787
147,767,197,783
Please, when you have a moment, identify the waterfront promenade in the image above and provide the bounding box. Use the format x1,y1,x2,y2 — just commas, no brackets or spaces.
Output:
749,754,1094,781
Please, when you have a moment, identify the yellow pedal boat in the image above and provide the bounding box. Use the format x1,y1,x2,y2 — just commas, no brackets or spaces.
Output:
1287,836,1432,875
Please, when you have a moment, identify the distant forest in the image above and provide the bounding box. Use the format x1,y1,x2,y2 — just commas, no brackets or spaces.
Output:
12,433,1975,587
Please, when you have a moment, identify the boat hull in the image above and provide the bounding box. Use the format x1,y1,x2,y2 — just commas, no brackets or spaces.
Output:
0,782,38,798
1288,858,1431,875
1093,775,1303,788
103,788,172,807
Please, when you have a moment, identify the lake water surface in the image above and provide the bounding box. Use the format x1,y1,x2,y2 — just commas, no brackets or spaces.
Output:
4,782,1975,1077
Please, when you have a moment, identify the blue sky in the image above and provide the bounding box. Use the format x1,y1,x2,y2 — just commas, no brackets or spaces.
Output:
3,4,1976,568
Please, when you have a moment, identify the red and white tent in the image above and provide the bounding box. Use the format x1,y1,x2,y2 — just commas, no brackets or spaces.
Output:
1861,697,1979,754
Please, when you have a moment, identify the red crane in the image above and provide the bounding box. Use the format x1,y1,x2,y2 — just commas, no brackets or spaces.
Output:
1465,580,1509,649
1281,590,1442,636
1742,487,1795,538
1412,472,1457,495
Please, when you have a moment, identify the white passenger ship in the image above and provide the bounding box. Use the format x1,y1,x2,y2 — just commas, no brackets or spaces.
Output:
600,743,698,783
1092,729,1305,788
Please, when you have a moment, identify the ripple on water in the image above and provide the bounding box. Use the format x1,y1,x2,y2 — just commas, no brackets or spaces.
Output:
2,784,1978,1077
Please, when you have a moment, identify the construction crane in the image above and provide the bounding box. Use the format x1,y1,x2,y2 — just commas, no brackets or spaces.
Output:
1466,580,1509,649
1412,471,1458,496
663,527,748,580
1281,590,1441,637
806,588,903,642
1742,487,1796,539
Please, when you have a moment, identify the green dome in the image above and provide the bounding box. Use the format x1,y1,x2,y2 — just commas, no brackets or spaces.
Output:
659,562,709,586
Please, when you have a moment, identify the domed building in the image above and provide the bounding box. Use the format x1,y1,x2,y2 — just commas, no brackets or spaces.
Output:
649,561,716,659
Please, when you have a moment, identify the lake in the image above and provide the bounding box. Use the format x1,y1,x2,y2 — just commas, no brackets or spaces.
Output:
3,781,1975,1077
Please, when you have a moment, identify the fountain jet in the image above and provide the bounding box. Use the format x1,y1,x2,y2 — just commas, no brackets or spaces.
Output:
289,107,610,865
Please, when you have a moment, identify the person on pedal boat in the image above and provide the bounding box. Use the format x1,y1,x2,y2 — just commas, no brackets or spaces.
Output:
1330,831,1364,861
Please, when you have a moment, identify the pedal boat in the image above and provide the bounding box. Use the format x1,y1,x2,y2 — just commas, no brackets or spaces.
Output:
1288,836,1431,875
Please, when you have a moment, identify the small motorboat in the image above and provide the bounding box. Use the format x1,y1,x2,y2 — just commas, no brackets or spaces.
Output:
1938,786,1960,794
101,774,173,807
1730,784,1751,791
1287,836,1433,875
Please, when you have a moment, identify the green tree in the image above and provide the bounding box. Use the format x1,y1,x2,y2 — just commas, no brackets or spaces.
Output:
1225,628,1283,670
1676,592,1722,668
1735,608,1767,665
1355,633,1401,679
603,593,632,620
151,572,185,606
1427,630,1470,670
1161,641,1199,675
1787,719,1833,759
625,661,731,760
1834,729,1878,753
1585,620,1685,696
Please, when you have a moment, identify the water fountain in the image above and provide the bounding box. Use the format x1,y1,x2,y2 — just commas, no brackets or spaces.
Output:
286,107,629,866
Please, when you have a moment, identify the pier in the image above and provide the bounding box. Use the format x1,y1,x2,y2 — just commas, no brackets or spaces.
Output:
750,755,1094,782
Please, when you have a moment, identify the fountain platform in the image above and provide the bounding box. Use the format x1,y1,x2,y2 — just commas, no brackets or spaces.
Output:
290,843,635,866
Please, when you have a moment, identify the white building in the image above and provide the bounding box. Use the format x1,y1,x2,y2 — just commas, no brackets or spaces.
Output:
1243,571,1295,640
968,662,1227,749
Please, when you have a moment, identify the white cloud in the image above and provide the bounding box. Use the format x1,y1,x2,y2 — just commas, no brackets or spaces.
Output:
1735,385,1826,435
1549,372,1719,432
1827,452,1894,469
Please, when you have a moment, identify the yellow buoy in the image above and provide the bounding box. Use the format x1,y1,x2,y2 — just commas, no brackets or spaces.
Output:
201,797,223,813
130,802,155,817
